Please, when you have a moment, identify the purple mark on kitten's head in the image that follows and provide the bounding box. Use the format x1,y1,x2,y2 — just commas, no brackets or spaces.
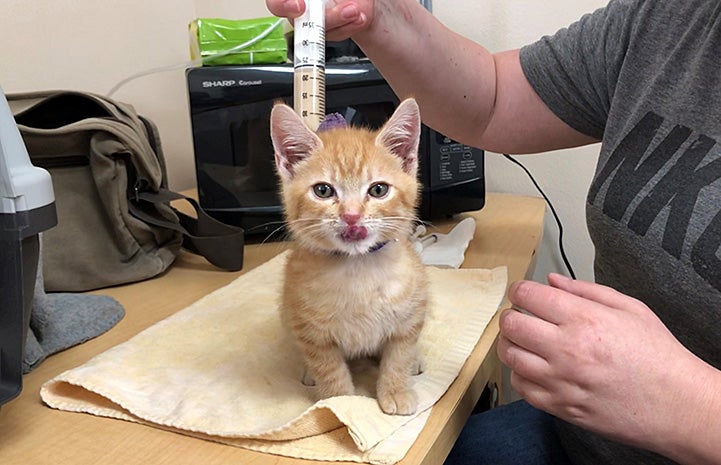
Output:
317,113,347,132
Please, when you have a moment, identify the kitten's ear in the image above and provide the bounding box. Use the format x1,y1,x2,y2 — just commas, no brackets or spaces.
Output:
376,98,421,175
270,103,323,180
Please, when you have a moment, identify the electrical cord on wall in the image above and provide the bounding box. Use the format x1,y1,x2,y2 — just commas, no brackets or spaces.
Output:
502,153,577,279
106,17,285,97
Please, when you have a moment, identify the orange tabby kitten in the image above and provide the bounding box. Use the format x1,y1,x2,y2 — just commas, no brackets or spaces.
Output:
270,99,428,415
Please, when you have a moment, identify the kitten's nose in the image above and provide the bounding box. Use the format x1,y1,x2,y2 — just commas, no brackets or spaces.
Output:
341,213,361,225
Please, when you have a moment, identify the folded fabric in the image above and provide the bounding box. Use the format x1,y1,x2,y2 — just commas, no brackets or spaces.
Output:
24,237,124,373
41,252,507,464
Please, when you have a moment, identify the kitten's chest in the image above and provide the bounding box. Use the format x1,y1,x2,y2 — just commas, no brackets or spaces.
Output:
285,245,425,355
315,271,414,356
310,256,411,315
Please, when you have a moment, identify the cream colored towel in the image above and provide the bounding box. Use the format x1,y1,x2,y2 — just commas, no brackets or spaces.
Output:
41,252,507,465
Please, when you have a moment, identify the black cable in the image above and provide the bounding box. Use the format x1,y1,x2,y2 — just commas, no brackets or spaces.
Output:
502,154,577,279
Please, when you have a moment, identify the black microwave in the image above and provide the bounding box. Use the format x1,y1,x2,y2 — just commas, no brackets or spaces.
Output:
186,61,484,236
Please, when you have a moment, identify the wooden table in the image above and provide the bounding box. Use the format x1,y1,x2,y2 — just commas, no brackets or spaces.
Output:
0,193,545,465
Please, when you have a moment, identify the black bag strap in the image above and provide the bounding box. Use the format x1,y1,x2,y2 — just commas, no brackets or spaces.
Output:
129,189,244,271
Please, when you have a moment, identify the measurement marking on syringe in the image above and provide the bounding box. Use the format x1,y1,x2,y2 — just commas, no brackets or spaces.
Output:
294,0,327,130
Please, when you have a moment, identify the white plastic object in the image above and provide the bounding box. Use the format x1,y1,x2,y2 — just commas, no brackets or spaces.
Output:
0,86,55,214
416,217,476,269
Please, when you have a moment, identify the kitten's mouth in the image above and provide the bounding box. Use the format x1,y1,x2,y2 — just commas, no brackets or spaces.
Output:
341,225,368,242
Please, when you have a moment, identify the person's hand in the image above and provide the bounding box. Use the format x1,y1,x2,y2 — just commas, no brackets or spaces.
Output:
265,0,375,41
498,273,716,454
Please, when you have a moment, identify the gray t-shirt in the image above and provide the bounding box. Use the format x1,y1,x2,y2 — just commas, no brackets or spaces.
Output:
520,0,721,463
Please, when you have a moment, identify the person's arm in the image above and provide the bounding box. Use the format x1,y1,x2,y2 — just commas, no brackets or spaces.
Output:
499,275,721,465
266,0,598,154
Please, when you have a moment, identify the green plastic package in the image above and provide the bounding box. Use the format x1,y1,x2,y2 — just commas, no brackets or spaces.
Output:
189,17,288,66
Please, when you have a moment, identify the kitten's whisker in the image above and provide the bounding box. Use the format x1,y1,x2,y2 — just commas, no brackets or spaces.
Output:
416,219,435,229
258,217,331,245
245,219,287,233
260,224,291,245
287,217,322,223
288,221,328,239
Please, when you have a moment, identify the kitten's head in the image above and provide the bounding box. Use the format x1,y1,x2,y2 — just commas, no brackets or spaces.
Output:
270,99,422,255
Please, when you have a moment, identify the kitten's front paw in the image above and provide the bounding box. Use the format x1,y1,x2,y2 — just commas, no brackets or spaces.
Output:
378,388,418,415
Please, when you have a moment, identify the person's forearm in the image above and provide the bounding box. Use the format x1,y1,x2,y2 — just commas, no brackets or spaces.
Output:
352,0,496,146
351,0,596,153
267,0,597,151
655,360,721,465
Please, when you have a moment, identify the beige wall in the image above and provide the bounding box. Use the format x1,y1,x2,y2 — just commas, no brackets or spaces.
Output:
1,0,274,196
2,0,607,282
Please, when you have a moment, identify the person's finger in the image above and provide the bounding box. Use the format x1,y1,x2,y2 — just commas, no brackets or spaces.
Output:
497,330,553,382
508,280,578,324
547,273,647,314
325,3,370,41
267,0,304,19
498,308,561,360
508,370,555,410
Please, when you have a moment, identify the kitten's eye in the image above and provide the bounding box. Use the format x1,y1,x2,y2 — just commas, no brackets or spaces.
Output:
313,183,335,199
368,183,390,198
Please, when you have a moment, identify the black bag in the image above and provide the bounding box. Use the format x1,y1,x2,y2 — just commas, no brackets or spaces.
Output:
9,90,244,292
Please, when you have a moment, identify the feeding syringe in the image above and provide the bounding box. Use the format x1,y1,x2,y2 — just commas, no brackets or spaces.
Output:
293,0,326,131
